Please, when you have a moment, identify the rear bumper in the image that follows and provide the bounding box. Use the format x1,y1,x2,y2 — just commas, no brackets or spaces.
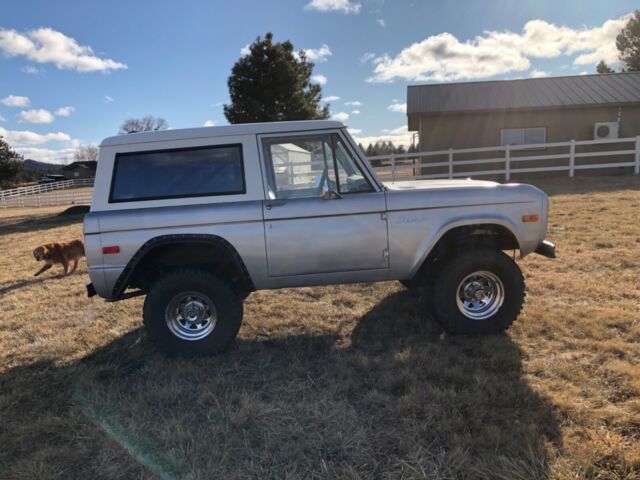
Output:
534,240,556,259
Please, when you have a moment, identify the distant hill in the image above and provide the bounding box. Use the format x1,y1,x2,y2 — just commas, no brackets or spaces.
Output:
23,159,61,172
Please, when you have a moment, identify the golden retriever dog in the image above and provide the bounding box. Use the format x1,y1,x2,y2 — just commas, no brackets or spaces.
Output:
33,239,85,277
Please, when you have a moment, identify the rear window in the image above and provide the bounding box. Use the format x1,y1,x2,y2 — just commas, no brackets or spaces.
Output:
109,144,245,202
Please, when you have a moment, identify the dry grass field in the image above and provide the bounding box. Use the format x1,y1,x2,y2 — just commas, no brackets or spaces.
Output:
1,175,639,480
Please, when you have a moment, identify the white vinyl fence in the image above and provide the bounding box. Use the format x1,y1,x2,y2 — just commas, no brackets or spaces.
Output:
1,137,638,209
367,136,640,181
0,178,94,209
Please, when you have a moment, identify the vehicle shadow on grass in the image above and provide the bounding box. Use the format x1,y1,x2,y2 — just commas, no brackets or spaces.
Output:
0,212,84,237
0,290,562,479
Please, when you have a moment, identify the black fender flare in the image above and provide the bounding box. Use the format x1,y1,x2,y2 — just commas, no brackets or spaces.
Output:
111,234,255,299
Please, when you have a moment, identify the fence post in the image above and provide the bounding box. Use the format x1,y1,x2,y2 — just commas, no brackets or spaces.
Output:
569,140,575,178
505,145,511,182
635,136,640,175
391,153,397,181
448,148,453,179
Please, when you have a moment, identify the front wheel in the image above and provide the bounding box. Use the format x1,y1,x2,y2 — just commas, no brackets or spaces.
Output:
430,250,525,335
143,269,243,357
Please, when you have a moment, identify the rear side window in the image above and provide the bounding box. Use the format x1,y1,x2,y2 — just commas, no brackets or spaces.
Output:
110,144,245,202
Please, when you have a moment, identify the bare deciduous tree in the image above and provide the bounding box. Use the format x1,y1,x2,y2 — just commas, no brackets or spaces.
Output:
119,115,169,134
74,145,99,162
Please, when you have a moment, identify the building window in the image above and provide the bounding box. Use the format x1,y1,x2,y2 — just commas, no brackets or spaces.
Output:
500,127,546,146
110,144,245,202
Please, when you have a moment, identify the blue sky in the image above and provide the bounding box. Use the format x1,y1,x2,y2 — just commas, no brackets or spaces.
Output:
0,0,637,163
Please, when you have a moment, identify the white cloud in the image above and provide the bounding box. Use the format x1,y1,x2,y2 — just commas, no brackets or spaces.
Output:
303,44,332,62
203,120,216,126
351,110,360,115
348,127,362,135
0,28,127,72
19,109,55,124
331,111,349,122
377,19,386,28
0,115,5,122
2,95,30,107
240,44,251,56
368,14,632,82
323,95,341,102
311,74,327,85
0,127,71,145
21,65,42,74
388,102,407,113
345,100,362,106
14,146,75,164
530,69,548,78
306,0,361,14
55,106,75,117
360,52,375,63
352,125,414,148
103,95,114,103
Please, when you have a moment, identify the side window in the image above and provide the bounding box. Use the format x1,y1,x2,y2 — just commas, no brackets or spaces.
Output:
263,135,336,199
332,134,374,194
263,133,373,199
110,144,244,202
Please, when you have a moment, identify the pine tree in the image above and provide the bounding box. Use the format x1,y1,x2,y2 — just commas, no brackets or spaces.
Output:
0,137,23,189
616,11,640,71
596,60,614,74
224,33,330,123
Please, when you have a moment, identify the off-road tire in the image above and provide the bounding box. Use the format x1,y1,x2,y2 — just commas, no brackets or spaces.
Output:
431,249,525,334
143,269,243,357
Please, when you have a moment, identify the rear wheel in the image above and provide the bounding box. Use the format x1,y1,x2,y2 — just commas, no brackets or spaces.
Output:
143,269,243,356
431,250,524,334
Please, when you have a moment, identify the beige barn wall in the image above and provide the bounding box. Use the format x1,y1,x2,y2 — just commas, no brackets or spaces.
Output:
408,105,640,179
414,105,640,151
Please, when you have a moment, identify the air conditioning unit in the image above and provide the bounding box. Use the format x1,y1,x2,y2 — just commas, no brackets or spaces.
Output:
593,122,619,140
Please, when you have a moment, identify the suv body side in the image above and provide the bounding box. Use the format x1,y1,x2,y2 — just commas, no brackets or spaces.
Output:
85,124,546,301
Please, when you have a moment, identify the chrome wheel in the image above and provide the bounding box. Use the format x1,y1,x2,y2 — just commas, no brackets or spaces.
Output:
456,271,505,320
165,291,217,341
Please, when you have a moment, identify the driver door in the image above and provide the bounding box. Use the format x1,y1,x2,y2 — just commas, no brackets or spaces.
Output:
260,131,389,277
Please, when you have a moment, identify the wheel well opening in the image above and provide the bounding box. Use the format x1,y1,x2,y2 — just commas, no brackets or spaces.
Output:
420,224,520,274
128,240,251,294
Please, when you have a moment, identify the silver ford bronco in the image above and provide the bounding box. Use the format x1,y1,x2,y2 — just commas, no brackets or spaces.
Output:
84,120,555,356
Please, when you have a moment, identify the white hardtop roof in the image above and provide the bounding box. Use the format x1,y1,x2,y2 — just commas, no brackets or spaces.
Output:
101,120,345,147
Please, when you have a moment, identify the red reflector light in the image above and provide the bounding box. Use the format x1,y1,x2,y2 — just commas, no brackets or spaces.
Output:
102,246,120,254
522,214,539,223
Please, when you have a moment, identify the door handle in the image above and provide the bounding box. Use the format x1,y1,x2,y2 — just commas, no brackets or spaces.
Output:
265,200,286,210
